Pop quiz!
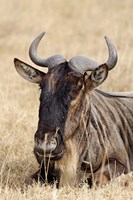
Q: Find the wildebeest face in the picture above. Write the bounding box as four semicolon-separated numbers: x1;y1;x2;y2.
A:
35;62;83;160
14;58;108;160
14;59;88;160
14;32;117;161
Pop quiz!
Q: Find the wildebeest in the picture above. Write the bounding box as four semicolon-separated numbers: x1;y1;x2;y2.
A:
14;32;133;187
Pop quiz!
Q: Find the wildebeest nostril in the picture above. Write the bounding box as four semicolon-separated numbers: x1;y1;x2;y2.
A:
34;146;44;156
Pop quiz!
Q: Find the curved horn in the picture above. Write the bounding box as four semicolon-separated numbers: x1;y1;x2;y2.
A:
29;32;65;68
68;36;118;74
105;36;118;70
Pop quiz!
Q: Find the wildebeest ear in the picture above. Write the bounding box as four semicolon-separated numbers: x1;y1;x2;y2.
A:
14;58;45;83
84;64;108;88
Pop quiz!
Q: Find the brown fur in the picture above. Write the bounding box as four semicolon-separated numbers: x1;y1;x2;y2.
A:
56;139;79;187
57;87;133;187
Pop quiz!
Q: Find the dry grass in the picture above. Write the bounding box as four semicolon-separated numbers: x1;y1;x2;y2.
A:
0;0;133;199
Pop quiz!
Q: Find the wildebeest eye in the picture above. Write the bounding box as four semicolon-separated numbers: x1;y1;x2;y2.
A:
65;80;82;98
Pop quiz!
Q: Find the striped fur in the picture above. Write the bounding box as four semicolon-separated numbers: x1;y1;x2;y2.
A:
57;88;133;187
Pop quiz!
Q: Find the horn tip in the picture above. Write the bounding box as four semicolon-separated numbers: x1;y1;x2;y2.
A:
39;31;46;38
104;35;109;42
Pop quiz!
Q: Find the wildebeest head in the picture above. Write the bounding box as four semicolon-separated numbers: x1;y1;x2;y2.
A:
14;32;117;161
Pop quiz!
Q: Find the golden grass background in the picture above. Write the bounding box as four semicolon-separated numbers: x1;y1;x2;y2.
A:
0;0;133;199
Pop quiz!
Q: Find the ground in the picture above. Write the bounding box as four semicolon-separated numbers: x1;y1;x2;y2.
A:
0;0;133;199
